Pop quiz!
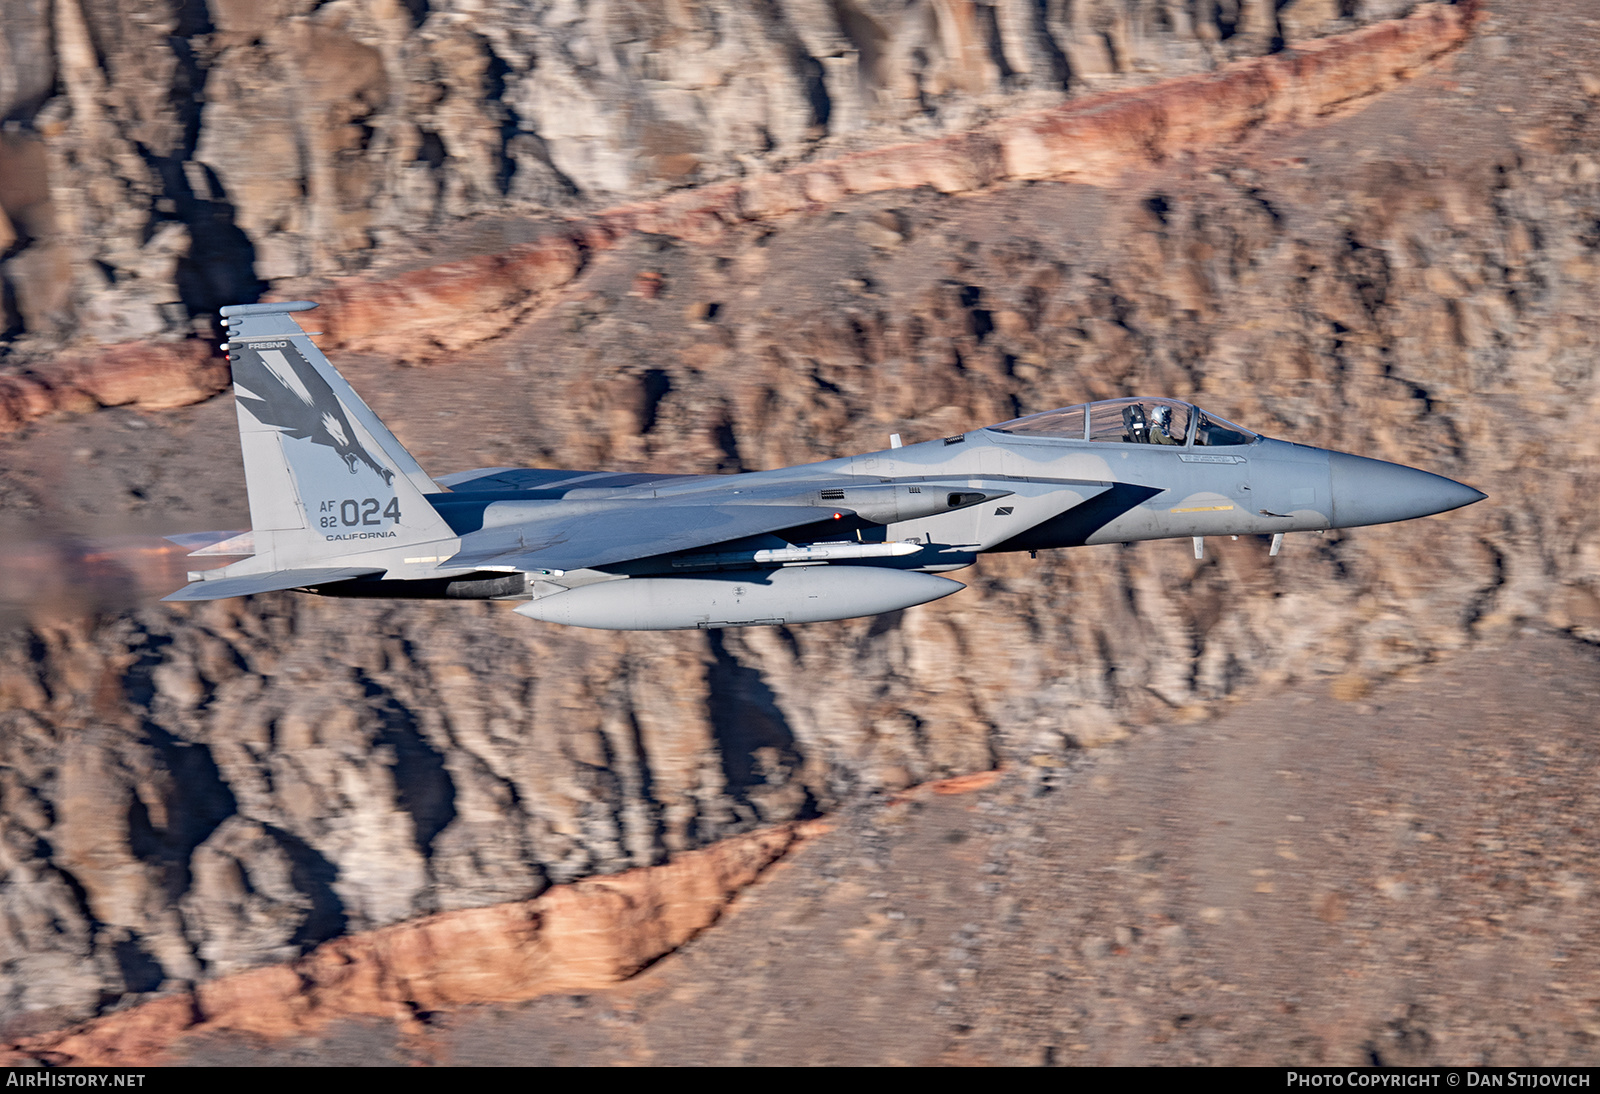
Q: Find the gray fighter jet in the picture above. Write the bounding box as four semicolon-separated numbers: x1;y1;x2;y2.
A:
165;301;1485;629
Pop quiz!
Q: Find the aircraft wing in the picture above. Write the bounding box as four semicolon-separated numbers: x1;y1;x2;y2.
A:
162;567;385;602
445;503;841;573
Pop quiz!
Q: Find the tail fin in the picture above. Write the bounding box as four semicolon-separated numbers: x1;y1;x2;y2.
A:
215;301;456;571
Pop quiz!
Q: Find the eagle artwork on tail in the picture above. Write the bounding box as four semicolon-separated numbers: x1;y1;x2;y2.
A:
232;338;395;486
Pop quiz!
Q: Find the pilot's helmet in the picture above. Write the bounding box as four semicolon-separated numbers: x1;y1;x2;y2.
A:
1151;404;1173;432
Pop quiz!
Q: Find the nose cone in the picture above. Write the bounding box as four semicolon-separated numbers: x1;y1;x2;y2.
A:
1329;452;1486;528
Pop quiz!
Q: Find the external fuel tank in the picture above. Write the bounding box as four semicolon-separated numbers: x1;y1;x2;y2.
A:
514;565;964;630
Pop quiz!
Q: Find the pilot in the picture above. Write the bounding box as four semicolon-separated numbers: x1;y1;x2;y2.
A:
1149;404;1181;445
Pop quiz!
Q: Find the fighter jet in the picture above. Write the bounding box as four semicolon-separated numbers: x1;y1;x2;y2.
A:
164;300;1485;629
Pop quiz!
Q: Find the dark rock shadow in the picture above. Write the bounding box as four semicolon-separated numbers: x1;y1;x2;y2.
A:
704;630;815;824
267;824;349;951
359;675;457;857
124;721;239;903
112;935;166;994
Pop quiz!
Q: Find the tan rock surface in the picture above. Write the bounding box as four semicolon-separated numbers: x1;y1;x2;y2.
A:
0;0;1595;1065
0;3;1473;416
0;1;1445;359
0;341;224;432
13;631;1592;1065
297;1;1476;361
372;631;1597;1066
4;822;808;1066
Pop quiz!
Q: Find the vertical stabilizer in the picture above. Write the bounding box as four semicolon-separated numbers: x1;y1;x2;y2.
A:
218;301;456;570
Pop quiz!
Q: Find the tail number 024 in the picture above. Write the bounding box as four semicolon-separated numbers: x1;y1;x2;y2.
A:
320;498;401;528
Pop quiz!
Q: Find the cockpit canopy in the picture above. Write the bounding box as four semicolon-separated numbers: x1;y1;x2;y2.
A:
989;398;1257;448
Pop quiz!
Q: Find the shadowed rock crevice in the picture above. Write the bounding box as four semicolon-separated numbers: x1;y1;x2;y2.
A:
758;0;832;137
141;9;263;323
705;631;815;828
1033;0;1074;91
358;678;457;859
636;369;672;435
831;0;891;100
111;935;165;995
167;167;263;322
614;697;668;868
1463;535;1507;633
270;825;348;952
125;724;238;903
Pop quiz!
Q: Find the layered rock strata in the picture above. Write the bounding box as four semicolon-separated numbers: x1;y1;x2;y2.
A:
2;0;1596;1047
0;342;226;431
311;1;1477;359
0;2;1471;422
3;822;811;1065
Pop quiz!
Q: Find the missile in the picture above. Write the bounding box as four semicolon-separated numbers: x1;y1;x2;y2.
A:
671;540;923;570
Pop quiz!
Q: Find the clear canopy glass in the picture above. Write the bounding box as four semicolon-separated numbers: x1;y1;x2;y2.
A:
1192;409;1255;447
990;398;1257;447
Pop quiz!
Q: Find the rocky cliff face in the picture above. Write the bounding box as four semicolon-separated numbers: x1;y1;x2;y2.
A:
4;821;812;1064
2;0;1596;1045
1;0;1419;351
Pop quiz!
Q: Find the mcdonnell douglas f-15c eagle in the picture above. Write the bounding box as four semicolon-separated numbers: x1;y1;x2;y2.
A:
164;301;1485;629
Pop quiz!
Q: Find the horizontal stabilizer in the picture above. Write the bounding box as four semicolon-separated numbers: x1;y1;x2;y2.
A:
164;530;246;551
164;530;256;557
162;567;383;602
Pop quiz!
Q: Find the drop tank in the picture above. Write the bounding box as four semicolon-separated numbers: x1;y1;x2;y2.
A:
514;565;964;630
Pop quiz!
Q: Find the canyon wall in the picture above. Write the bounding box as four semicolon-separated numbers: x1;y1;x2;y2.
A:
5;0;1598;1044
1;0;1419;352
